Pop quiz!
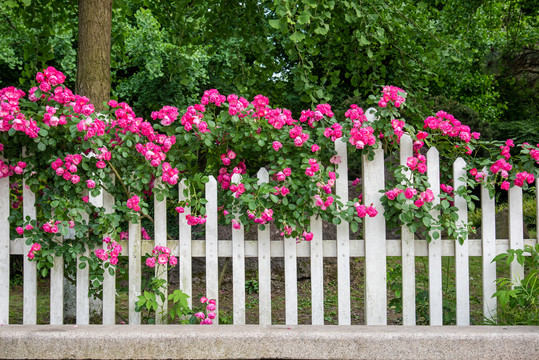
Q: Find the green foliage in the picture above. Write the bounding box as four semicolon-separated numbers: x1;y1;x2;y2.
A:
491;244;539;325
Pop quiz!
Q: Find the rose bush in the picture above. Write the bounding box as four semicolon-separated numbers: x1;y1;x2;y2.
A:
1;67;537;292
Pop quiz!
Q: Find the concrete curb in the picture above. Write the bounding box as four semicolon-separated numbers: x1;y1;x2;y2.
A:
0;325;538;359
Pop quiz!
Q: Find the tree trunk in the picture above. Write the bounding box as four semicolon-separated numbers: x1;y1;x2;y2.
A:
76;0;112;111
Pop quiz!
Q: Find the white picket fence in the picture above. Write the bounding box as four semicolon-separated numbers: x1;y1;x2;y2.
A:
0;133;537;327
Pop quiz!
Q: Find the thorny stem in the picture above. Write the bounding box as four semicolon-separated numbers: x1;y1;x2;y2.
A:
106;160;129;198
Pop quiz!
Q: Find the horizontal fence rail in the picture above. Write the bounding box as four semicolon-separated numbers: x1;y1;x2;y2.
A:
1;137;537;326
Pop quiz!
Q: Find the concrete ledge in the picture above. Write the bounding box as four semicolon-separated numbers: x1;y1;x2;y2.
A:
0;325;538;359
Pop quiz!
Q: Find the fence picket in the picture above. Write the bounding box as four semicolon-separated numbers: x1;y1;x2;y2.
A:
481;172;496;321
363;144;387;325
284;236;298;325
310;215;324;325
102;188;115;325
205;176;219;324
23;175;37;325
154;181;167;324
508;186;524;285
257;169;271;326
129;219;142;324
231;174;246;324
49;234;64;325
335;139;351;325
179;180;192;309
399;134;415;326
0;171;9;324
427;147;443;325
453;157;470;326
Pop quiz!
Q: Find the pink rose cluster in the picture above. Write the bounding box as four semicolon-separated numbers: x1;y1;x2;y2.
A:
423;111;480;147
528;144;539;164
314;194;334;210
299;103;334;127
323;122;343;142
145;246;177;268
354;203;378;218
27;243;41;260
301;231;314;242
378;86;406;108
94;237;122;265
0;86;39;138
316;171;336;194
151;105;179;126
305;159;320;177
51;154;84;184
180;104;209;132
16;224;33;236
186;214;207;226
201;89;226;107
247;208;274;224
217;152;247;190
406;154;427;174
514;171;535;188
194;297;217;325
161;162;179;185
391;119;405;143
273;167;292;182
346;105;376;149
127;195;141;211
35;66;66;93
42;221;61;234
227;94;249;116
42;106;67;127
469;168;487;183
289;125;310;147
385;187;435;208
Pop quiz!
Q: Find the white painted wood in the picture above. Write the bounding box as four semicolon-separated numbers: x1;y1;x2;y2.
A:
537;178;539;245
310;215;324;325
427;147;443;325
128;219;142;325
23;173;37;325
77;204;90;325
362;145;387;325
102;188;116;325
205;176;219;324
508;186;525;286
231;173;246;324
0;170;9;324
399;134;415;326
284;236;298;325
13;237;531;258
50;236;64;324
335;138;350;325
179;180;192;309
481;173;497;321
257;168;271;326
453;157;470;326
154;181;167;324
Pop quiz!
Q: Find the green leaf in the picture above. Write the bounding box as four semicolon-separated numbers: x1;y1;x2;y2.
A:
298;11;311;24
268;19;281;29
37;142;46;151
290;31;306;42
315;26;329;35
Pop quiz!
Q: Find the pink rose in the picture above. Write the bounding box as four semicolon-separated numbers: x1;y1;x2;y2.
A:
146;257;156;268
86;180;96;188
157;253;168;265
16;227;24;235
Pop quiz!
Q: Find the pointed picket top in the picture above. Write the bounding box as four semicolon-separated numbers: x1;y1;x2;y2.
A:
365;107;378;123
257;167;269;183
